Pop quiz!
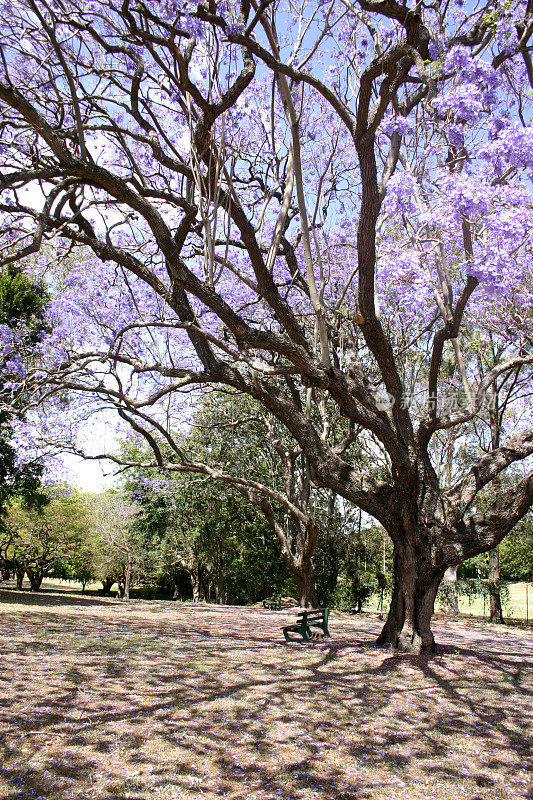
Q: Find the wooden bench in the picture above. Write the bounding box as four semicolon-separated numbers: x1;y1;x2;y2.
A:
283;607;330;642
263;593;282;610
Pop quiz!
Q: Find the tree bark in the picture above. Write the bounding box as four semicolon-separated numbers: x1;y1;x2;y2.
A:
441;565;459;615
294;558;319;608
213;577;226;604
488;546;503;623
488;404;503;623
276;516;320;608
26;569;43;592
15;568;25;590
122;559;131;600
190;569;200;603
213;545;226;604
377;545;443;654
101;577;114;595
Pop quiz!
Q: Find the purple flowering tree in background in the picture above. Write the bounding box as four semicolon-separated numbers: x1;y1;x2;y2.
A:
0;0;532;652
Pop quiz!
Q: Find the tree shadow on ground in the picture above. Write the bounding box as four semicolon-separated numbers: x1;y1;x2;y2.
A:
0;595;531;799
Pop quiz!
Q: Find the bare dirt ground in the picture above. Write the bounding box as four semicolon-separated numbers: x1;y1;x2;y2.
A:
0;588;531;800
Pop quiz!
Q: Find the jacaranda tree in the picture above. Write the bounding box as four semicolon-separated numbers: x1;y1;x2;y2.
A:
0;0;532;651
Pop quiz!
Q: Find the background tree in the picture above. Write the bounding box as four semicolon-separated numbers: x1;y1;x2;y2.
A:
474;333;531;622
460;510;533;582
124;390;389;607
91;493;143;600
0;485;91;590
121;392;312;604
51;500;99;591
499;514;533;583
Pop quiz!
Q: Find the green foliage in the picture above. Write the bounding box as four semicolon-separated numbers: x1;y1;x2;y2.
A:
118;390;397;606
437;577;511;615
499;516;533;581
196;492;291;605
315;514;392;610
0;436;47;516
1;486;92;588
332;571;376;612
124;462;292;604
0;263;49;340
313;520;346;606
459;514;532;582
88;492;146;597
0;264;50;515
481;8;500;25
51;493;98;587
119;390;299;603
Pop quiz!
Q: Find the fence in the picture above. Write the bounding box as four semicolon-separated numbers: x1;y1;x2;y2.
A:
366;582;532;623
440;580;532;623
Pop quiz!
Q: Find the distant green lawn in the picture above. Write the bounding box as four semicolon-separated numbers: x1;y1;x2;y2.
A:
367;581;532;622
44;577;105;591
454;581;532;621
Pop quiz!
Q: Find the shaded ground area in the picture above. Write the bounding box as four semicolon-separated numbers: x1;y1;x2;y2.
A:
0;588;531;800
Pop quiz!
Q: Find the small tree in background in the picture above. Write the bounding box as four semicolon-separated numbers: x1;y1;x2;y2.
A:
91;493;142;600
0;485;91;590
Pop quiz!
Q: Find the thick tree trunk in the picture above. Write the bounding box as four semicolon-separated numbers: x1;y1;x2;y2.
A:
488;546;503;623
294;559;319;608
377;545;443;654
101;577;114;595
190;570;200;603
26;569;43;592
441;566;459;615
274;517;319;608
122;561;131;600
15;568;25;590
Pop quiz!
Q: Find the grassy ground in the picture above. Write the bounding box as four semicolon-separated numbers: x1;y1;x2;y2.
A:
44;578;533;621
453;582;532;621
0;586;531;800
366;582;533;622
